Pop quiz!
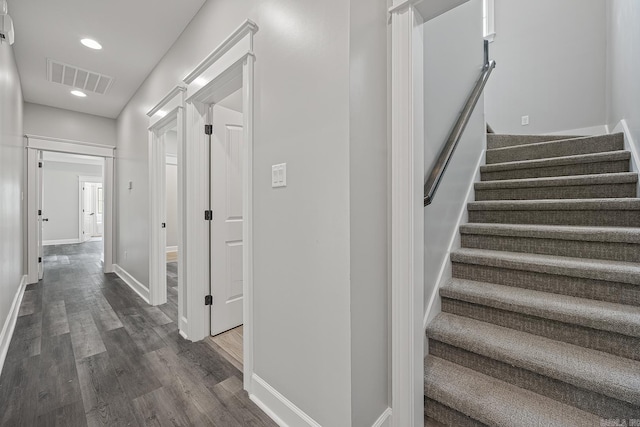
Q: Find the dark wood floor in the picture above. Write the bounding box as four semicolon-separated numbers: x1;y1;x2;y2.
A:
0;241;276;426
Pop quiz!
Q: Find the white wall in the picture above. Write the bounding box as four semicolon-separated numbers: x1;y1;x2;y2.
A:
24;102;116;146
423;0;485;322
115;0;389;425
606;0;640;151
485;0;607;134
349;0;390;424
42;162;102;242
0;39;25;359
165;163;178;248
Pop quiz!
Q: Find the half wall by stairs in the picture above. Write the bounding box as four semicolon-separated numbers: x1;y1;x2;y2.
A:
424;132;640;426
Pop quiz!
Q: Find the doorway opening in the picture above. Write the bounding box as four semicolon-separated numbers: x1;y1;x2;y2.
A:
204;87;245;369
34;150;108;281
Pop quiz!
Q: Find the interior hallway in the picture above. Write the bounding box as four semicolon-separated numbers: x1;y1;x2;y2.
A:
0;242;275;426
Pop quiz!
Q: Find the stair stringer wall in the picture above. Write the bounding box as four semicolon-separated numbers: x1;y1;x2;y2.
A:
423;147;485;354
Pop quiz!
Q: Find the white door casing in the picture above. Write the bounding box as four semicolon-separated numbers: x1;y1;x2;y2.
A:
183;19;257;392
210;105;244;336
147;86;186;323
26;136;115;284
82;183;95;241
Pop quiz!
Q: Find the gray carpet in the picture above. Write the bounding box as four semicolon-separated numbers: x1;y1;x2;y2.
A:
424;132;640;426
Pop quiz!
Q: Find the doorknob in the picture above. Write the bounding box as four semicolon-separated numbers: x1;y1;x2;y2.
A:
43;218;49;222
89;213;95;216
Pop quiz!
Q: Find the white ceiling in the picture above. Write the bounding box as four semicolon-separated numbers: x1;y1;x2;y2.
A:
8;0;206;119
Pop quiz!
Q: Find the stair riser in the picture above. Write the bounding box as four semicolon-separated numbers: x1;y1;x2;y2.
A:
460;234;640;263
487;134;581;150
481;160;630;181
428;339;640;420
486;138;624;164
474;183;636;201
452;262;640;306
468;209;640;227
441;298;640;361
424;398;486;427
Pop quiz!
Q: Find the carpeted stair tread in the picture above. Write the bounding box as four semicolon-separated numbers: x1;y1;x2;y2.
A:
459;223;640;244
486;133;624;164
475;172;637;190
468;198;640;212
450;248;640;286
441;278;640;338
427;313;640;406
424;356;600;427
487;134;583;150
480;150;631;174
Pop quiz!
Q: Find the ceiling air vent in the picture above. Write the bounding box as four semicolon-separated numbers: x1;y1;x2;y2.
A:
46;59;114;95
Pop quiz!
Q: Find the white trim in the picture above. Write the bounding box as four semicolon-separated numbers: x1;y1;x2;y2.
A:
249;374;322;427
0;276;27;377
183;20;258;84
146;85;186;118
372;408;393;427
43;239;81;246
545;124;609;136
183;21;257;395
166;246;178;253
26;135;115;158
79;175;104;245
390;3;424;426
179;328;189;340
612;119;640;195
43;152;104;166
27;149;39;284
113;264;150;304
423;149;486;331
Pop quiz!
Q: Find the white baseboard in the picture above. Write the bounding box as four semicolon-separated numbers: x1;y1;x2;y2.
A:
424;148;486;333
612;119;640;194
113;264;150;304
545;124;609;136
0;275;27;377
166;246;178;253
43;238;81;246
249;374;322;427
372;407;392;427
179;316;188;340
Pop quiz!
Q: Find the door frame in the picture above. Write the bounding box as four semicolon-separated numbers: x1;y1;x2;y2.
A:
182;19;257;392
147;86;186;327
26;135;116;284
389;1;425;426
78;176;103;241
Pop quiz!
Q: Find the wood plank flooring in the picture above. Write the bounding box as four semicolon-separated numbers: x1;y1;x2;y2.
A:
0;241;275;427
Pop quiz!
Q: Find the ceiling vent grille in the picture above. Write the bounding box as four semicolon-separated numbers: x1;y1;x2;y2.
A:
46;59;114;95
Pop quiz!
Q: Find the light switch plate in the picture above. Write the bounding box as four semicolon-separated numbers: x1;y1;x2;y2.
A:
272;163;287;188
521;115;530;126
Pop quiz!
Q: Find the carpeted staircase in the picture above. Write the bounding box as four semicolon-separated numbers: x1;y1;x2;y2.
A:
424;132;640;426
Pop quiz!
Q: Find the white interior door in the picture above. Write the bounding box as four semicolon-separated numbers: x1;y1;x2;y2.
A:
210;104;244;336
82;183;95;241
95;184;104;236
37;152;44;280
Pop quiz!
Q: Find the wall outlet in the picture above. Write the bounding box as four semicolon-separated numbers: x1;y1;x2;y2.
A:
272;163;287;188
521;115;530;126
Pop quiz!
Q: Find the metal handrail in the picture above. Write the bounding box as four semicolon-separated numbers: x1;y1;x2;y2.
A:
424;42;496;206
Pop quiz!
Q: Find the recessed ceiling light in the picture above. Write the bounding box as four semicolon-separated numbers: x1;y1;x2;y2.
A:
81;38;102;50
71;90;87;97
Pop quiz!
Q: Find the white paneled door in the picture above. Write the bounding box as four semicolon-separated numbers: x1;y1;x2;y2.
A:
210;104;244;336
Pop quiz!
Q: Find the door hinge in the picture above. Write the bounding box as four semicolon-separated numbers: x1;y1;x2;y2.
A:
204;124;213;135
38;162;42;168
161;223;166;228
38;209;42;216
38;257;42;263
204;210;213;221
205;295;213;306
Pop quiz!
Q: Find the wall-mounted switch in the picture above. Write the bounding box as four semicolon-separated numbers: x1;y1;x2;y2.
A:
272;163;287;188
521;115;530;126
